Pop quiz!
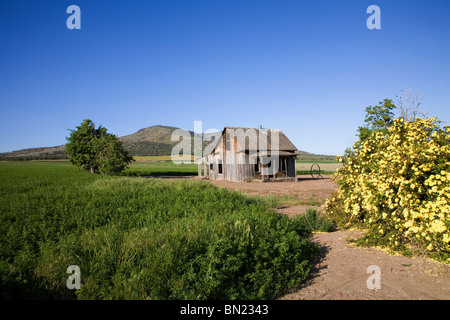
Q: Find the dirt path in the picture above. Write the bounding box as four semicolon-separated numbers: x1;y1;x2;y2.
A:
282;229;450;300
207;175;337;201
203;175;450;300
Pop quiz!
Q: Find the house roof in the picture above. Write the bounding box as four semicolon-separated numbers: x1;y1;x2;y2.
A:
209;126;298;154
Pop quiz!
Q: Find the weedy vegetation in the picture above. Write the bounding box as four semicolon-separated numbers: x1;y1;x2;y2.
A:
0;161;321;300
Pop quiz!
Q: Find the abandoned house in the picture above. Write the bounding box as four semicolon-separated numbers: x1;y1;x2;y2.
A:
198;126;298;182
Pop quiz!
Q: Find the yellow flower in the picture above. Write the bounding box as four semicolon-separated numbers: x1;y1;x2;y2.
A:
324;117;450;259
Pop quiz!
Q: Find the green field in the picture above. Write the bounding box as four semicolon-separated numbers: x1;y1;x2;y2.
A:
295;161;342;175
0;160;341;177
126;159;342;177
125;161;198;176
296;160;340;164
0;161;322;300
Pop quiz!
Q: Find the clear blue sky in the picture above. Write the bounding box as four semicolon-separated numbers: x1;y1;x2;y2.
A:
1;0;449;155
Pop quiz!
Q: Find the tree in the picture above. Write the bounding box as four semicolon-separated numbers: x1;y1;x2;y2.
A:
357;98;396;142
395;89;427;122
93;133;133;175
65;119;133;175
342;98;397;159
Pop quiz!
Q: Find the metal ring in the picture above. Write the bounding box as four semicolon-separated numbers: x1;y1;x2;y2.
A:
310;163;323;179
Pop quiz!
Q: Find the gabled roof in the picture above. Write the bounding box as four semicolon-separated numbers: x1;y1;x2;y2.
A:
209;126;297;154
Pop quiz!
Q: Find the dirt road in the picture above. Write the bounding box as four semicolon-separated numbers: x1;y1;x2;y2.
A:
282;229;450;300
204;175;450;300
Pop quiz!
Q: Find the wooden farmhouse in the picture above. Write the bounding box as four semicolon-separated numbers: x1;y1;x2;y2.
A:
198;126;298;182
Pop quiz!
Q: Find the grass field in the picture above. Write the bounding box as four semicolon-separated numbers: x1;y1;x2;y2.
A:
125;161;198;176
295;161;342;175
295;160;340;164
128;158;342;176
133;155;195;162
1;159;341;177
0;161;322;300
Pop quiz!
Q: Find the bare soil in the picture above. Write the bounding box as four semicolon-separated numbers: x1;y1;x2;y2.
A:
203;175;450;300
207;175;337;200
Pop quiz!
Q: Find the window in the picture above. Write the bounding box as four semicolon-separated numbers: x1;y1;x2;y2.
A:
210;163;214;170
218;161;223;174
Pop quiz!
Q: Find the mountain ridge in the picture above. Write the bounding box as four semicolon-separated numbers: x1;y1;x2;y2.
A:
0;125;336;161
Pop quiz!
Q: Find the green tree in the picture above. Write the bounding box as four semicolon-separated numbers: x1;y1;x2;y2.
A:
94;133;133;175
357;98;396;141
342;98;397;159
65;119;133;174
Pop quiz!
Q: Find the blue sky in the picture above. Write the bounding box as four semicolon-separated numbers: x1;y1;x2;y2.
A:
1;0;449;155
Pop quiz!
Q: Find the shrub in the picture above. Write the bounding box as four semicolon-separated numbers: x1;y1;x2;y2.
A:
325;118;450;262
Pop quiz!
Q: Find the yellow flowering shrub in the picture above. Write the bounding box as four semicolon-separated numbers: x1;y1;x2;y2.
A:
325;117;450;261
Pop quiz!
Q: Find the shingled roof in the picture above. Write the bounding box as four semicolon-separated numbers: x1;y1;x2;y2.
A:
209;126;297;153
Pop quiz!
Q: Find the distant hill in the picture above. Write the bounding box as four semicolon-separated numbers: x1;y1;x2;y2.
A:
0;125;213;160
0;145;67;160
0;125;336;161
121;125;181;145
120;125;187;156
294;150;337;162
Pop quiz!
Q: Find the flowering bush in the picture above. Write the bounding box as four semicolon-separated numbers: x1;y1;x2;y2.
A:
325;117;450;262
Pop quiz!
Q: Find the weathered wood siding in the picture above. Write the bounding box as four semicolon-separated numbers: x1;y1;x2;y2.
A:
198;127;297;182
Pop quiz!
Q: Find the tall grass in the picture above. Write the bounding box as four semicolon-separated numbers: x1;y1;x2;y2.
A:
123;161;198;176
293;209;335;233
0;162;318;299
